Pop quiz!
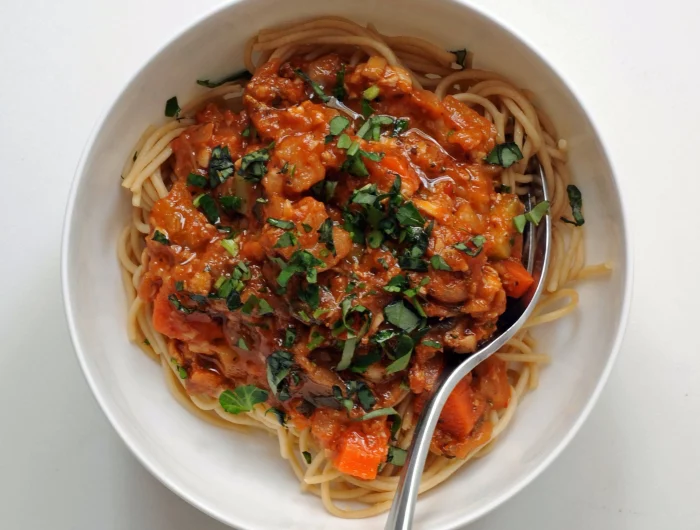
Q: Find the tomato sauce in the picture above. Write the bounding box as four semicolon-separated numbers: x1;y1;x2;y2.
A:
139;53;531;479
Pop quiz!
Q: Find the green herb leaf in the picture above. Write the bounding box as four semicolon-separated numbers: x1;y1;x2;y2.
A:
454;234;485;257
497;184;512;193
299;283;320;310
240;295;260;315
317;218;336;256
267;217;295;230
392;118;409;136
561;185;584;226
329;115;350;136
302;450;313;464
208;145;235;188
196;69;252;88
361;98;375;118
396;202;426;227
265;407;287;426
258;298;274;316
384;301;420;333
387;446;407;466
513;214;527;233
450;49;467;68
336;337;358;370
219;195;243;214
430;255;452;271
526;200;550;225
351;349;382;373
385;334;414;374
484;142;524;168
152;230;170;245
164;96;180;118
193;193;220;225
220;238;239;257
333;64;347;100
266;350;294;399
283;327;296;348
398;256;428;272
276;250;325;288
307;331;324;351
421;340;441;348
358;407;399;421
187;173;208;188
239;143;274;182
168;294;193;314
274;231;298;248
294;69;330;102
336;133;352;149
363;85;380;100
219;386;268;414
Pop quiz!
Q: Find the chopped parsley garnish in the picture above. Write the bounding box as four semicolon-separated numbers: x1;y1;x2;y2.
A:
239;143;274;182
196;69;252;88
396;202;425;227
193;193;220;225
152;230;169;245
267;217;295;230
208;146;235;188
484;142;524;168
430;255;452;271
561;185;585;226
187;173;208;188
454;234;486;257
450;49;468;68
168;294;193;314
219;386;268;414
164;96;180;118
384;301;420;333
307;331;324;351
294;69;329;102
299;283;320;310
311;180;338;202
333;64;347;101
317;218;336;256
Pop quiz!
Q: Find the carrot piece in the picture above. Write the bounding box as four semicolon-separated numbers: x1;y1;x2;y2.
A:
495;259;535;298
438;379;483;439
333;423;389;480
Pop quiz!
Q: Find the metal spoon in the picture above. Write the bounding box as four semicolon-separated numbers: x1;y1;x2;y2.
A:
385;165;552;530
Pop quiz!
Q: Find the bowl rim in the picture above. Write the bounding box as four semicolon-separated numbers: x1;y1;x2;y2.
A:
61;0;634;528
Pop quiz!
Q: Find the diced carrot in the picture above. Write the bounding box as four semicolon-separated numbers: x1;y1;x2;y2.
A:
333;422;389;480
495;259;535;298
438;378;485;439
474;357;511;409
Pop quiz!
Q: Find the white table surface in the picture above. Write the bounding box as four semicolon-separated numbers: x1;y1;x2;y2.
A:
1;0;698;528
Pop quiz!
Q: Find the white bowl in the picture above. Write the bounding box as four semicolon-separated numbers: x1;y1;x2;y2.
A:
61;0;632;528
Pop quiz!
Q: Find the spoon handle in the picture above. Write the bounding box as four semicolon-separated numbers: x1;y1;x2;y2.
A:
384;352;486;530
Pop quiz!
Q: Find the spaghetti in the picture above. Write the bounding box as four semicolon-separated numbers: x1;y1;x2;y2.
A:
117;16;608;518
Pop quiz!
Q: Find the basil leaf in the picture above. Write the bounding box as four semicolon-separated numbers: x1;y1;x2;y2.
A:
561;185;585;226
450;49;467;68
187;173;208;188
276;250;325;288
265;407;287;426
240;295;260;315
239;143;274;182
307;331;324;351
266;350;294;398
363;85;380;100
421;340;441;348
454;234;485;257
274;231;298;248
361;98;375;118
317;218;336;256
258;298;274;316
484;142;523;168
164;96;180;118
383;275;408;293
219;385;268;414
526;200;550;225
168;294;193;314
385;334;414;374
294;69;330;103
329;115;350;136
299;283;320;310
302;451;313;464
396;202;425;227
267;217;295;230
336;133;352;149
336;337;358;371
196;69;252;88
208;145;235;188
152;230;169;245
175;281;184;291
220;239;239;257
384;301;420;333
513;214;527;233
283;327;296;348
387;446;407;466
219;195;243;214
398;256;428;272
392;118;409;137
351;349;382;373
193;193;220;225
237;338;249;350
332;64;347;101
430;255;452;271
358;407;398;421
497;184;512;193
